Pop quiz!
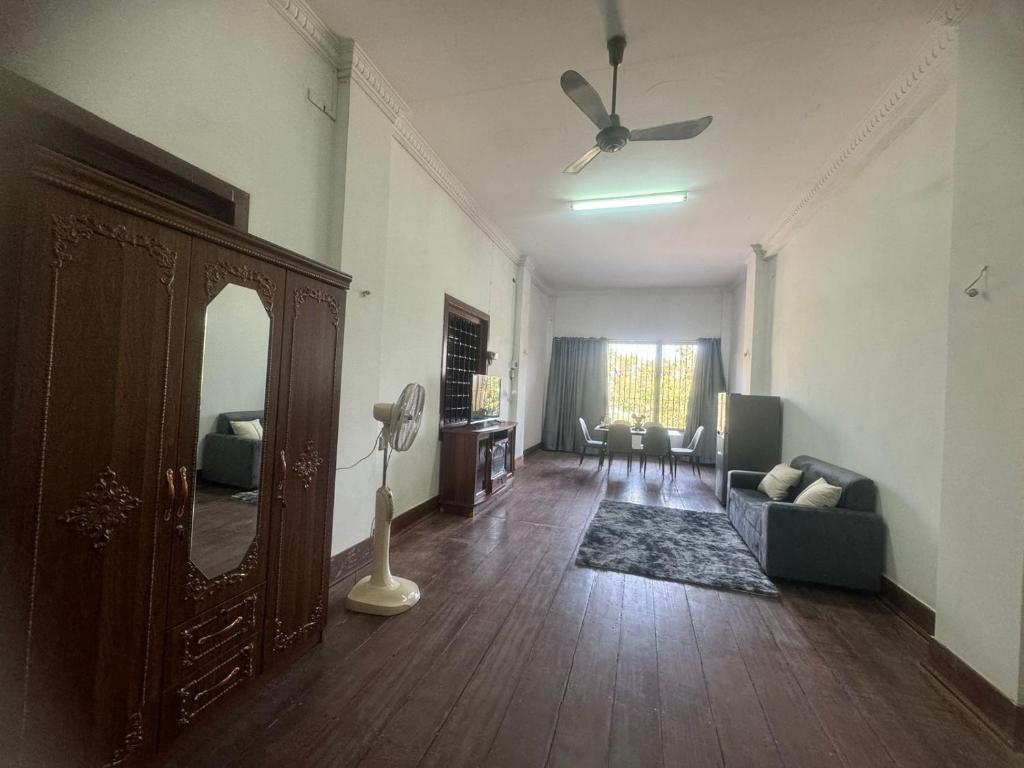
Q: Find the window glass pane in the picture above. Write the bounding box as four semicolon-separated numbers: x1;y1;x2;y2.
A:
659;343;697;428
607;343;657;423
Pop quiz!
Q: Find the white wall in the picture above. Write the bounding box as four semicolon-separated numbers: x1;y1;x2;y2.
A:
934;0;1024;702
727;278;747;392
522;277;554;450
771;88;956;608
553;288;730;343
327;81;522;553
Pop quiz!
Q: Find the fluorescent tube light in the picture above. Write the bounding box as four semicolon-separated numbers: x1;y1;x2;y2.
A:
571;192;687;211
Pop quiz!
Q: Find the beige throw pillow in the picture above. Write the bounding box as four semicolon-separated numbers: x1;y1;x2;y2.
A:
230;419;263;440
794;477;843;508
757;463;802;500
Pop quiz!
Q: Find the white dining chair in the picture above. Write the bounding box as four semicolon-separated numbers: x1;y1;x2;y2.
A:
605;423;635;472
577;417;606;468
671;425;705;479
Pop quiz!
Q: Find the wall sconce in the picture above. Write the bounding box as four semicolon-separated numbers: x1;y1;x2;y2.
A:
963;265;988;298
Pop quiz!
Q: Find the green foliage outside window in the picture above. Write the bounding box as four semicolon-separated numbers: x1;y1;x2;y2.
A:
607;342;696;428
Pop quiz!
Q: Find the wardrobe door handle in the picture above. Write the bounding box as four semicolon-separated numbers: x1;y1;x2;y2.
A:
177;466;190;518
164;468;176;521
277;450;287;504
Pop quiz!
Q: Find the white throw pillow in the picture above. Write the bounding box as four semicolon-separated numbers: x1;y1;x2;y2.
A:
794;477;843;508
230;419;263;440
757;463;803;500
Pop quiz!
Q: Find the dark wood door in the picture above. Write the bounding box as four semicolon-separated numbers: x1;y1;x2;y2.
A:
263;272;345;669
165;239;286;627
3;174;190;766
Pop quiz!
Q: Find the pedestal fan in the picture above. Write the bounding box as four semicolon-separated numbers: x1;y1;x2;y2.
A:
345;383;425;616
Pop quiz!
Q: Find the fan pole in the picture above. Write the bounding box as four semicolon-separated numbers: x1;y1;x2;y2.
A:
345;388;424;616
368;486;396;588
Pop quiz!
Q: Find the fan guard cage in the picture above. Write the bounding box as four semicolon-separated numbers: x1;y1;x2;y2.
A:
389;383;425;452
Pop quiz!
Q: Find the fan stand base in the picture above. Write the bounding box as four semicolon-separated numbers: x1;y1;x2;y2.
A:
345;575;421;616
344;485;421;616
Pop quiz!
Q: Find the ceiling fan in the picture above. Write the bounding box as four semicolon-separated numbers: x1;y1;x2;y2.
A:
560;35;713;174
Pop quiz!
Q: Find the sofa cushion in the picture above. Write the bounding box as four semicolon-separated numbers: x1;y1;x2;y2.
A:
216;410;265;435
790;455;877;512
229;418;263;440
757;463;803;500
794;477;843;508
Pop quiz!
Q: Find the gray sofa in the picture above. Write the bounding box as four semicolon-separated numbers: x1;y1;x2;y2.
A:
201;411;265;489
727;455;885;592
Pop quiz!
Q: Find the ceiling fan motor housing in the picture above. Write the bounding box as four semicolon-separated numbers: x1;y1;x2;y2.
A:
597;124;630;152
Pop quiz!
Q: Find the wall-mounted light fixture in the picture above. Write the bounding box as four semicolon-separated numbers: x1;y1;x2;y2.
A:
963;265;988;298
571;191;687;212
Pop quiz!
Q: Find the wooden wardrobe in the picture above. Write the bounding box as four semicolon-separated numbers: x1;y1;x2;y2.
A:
0;143;349;765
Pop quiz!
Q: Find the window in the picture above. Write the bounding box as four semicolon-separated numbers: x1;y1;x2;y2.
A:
607;342;697;428
441;295;489;426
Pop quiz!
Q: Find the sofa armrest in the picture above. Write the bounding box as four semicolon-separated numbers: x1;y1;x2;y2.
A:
202;433;262;489
728;470;766;493
762;503;885;591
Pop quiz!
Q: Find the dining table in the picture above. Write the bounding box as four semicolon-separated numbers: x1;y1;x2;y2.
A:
593;424;686;450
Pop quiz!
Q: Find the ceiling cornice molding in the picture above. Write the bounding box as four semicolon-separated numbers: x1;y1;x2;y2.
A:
762;0;971;255
392;114;520;264
338;40;410;122
267;0;346;67
520;256;555;298
269;0;520;267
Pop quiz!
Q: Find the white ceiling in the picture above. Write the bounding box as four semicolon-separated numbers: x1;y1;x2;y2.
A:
310;0;938;289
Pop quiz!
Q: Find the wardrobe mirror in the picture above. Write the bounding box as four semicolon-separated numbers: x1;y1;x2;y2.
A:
191;283;271;578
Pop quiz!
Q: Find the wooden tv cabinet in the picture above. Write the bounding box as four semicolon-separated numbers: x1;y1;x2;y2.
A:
439;421;517;515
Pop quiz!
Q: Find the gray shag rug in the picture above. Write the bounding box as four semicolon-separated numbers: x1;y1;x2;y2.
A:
575;500;778;597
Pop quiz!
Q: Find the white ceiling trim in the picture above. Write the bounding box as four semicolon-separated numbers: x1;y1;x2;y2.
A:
268;0;523;269
389;111;521;266
521;256;554;298
268;0;346;66
761;0;972;254
338;39;410;121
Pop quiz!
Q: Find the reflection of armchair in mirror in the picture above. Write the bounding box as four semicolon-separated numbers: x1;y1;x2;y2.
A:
190;283;271;580
201;411;265;489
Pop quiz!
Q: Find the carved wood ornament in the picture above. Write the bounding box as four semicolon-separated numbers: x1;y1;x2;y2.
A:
203;260;276;313
273;596;324;651
291;440;324;489
52;213;177;288
104;712;144;768
184;542;260;601
294;286;340;326
59;467;143;550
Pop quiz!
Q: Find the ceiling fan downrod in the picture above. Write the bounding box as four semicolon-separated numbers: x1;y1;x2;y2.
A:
608;35;625;116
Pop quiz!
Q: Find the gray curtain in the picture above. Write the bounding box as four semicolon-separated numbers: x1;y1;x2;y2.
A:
684;338;726;464
542;337;608;452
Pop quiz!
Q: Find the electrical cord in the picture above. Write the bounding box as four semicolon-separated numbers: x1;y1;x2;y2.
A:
337;427;383;470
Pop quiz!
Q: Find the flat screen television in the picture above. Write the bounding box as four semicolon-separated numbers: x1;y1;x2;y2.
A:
470;374;501;423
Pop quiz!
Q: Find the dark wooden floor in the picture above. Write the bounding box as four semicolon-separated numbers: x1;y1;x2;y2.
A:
164;451;1022;767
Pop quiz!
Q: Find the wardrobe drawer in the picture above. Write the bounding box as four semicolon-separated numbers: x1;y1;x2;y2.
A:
162;636;261;740
164;587;263;686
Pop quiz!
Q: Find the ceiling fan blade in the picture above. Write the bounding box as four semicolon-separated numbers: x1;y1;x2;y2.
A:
560;70;612;129
563;145;602;174
629;116;713;142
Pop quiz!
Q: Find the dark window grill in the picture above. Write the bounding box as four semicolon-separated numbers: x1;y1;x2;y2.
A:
440;296;488;427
